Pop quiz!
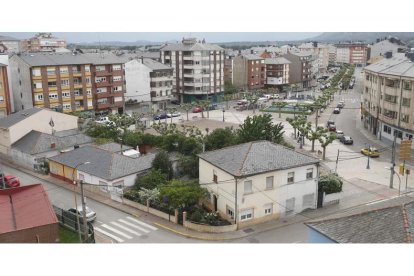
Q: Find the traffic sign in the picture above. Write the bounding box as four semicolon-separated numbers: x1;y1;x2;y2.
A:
399;139;412;160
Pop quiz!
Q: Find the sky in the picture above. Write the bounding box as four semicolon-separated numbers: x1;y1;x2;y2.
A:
0;32;322;44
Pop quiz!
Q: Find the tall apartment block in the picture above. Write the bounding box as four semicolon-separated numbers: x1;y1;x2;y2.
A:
10;53;125;114
160;38;224;103
264;57;291;91
283;52;313;89
0;63;12;117
232;54;265;91
21;33;67;53
335;43;368;67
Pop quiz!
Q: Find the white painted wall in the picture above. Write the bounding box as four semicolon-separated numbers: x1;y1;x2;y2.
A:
199;159;318;223
77;170;137;187
125;59;152;103
0;55;14;113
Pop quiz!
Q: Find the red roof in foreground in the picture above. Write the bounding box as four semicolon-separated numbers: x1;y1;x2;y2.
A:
0;184;58;234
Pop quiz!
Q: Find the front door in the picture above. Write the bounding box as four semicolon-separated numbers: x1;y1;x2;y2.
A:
213;195;218;211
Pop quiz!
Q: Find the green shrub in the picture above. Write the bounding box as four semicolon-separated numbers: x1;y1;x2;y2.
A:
319;173;343;194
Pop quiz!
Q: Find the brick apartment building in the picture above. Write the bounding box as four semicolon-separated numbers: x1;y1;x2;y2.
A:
0;63;12;117
10;52;126;114
232;54;265;91
265;57;291;90
283;51;313;89
21;33;67;53
335;43;368;66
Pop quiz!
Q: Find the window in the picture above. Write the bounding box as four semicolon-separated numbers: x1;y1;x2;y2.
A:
112;65;121;71
72;66;80;73
97;98;108;104
84;65;90;72
113;75;122;82
303;194;315;209
403;81;411;90
85;77;91;84
287;172;295;184
96;87;107;93
74;90;81;96
226;205;234;219
213;170;217;183
61;79;69;86
62;92;70;98
0;96;3;102
63;104;71;110
244;180;252;194
285;198;295;215
33;82;42;89
47;67;56;75
383;109;398;119
394;130;403;139
34;94;43;101
59;67;69;74
402;114;409;123
306;168;314;179
48;93;58;99
32;68;41;76
402;98;411;107
86;88;92;95
240;209;253;221
47;81;57;87
264;204;273;215
266;176;274;189
113;86;122;92
95;77;106;83
384;125;392;134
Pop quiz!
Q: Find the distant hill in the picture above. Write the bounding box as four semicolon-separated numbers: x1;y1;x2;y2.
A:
309;32;414;43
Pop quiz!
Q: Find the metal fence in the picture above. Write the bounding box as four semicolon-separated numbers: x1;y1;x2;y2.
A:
53;205;95;243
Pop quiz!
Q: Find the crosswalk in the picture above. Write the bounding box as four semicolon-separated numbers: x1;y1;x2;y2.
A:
94;216;158;243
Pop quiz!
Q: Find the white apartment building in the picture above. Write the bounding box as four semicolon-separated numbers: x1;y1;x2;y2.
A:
160;38;225;103
125;57;173;111
298;42;330;74
198;141;319;228
363;52;414;148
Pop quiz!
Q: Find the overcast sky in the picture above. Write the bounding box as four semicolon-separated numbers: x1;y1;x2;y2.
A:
0;32;322;44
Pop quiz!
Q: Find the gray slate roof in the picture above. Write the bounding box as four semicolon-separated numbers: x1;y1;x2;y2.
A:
306;199;414;243
364;54;414;78
48;145;155;181
143;58;172;71
198;141;319;177
265;57;291;65
0;35;19;41
12;130;93;155
96;142;132;153
161;41;224;52
242;54;263;60
0;107;42;129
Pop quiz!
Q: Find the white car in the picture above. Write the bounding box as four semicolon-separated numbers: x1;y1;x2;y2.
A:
273;94;280;99
336;130;344;139
68;205;97;222
258;97;268;102
95;117;115;127
166;111;181;118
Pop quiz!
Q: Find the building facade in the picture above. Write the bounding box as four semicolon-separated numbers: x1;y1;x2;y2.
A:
0;63;12;117
335;43;368;66
21;33;67;52
363;53;414;148
198;141;319;228
264;57;290;90
232;54;265;91
283;52;313;89
0;35;20;53
369;38;407;60
10;53;126;114
298;42;329;74
125;58;173;111
160;38;225;103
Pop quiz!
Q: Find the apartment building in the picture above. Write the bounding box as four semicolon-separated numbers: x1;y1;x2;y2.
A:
368;38;407;62
125;57;173;111
328;44;337;64
298;42;329;74
335;43;368;66
283;51;313;89
0;35;20;53
10;52;126;114
362;52;414;148
21;33;67;53
160;38;225;103
0;63;12;117
224;56;234;84
265;57;290;90
232;54;265;91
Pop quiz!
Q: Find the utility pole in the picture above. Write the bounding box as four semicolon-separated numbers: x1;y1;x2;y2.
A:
390;137;396;188
80;180;89;242
234;178;238;229
367;144;371;170
335;149;340;173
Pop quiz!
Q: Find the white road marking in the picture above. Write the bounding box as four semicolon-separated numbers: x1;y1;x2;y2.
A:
96;220;104;224
365;195;400;206
111;221;142;236
118;219;150;233
126;216;158;231
101;224;133;239
94;227;124;243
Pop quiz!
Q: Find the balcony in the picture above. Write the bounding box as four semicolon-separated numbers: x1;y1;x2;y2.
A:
73;83;83;89
110;91;124;97
94;70;112;77
74;94;84;100
96;92;110;98
48;86;58;92
112;80;124;86
152;95;171;102
32;75;42;80
49;98;60;104
72;72;82;77
97;102;110;110
95;81;111;88
60;73;69;78
33;88;43;93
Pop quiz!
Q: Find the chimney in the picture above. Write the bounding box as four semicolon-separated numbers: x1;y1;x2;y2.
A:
50;143;56;149
141;56;144;63
313;41;318;48
250;50;254;54
385;51;393;59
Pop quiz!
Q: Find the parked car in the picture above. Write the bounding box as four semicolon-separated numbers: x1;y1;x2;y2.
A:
68;206;97;222
336;130;344;139
237;99;249;105
153;113;168;120
333;108;341;114
263;94;273;100
0;175;21;188
361;147;380;157
208;103;218;110
340;136;354;145
273;94;280;99
326;120;335;127
339;101;345;107
95;117;115;126
170;99;180;105
166;111;181;118
328;124;337;131
192;107;203;113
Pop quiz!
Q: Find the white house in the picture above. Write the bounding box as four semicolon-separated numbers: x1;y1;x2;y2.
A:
198;141;320;228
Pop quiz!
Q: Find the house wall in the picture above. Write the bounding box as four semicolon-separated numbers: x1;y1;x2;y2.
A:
0;55;14;114
0;223;59;243
77;171;137;187
10;55;33;111
125;59;152;103
199;159;318;227
232;56;247;90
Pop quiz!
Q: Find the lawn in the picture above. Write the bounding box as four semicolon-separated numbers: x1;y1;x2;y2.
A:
58;225;81;243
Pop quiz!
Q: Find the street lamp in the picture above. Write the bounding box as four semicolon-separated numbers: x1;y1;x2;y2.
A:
366;144;370;169
72;161;91;242
222;108;225;122
385;166;402;196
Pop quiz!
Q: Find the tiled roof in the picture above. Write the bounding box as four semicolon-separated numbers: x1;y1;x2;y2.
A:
242;54;264;60
143;58;172;70
96;142;132;153
0;107;42;129
364;54;414;78
48;145;155;180
12;130;93;155
198;141;319;177
265;57;291;65
306;197;414;243
161;41;224;51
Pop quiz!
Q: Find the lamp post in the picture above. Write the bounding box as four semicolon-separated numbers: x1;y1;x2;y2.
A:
222;108;225;122
72;161;91;243
385;166;402;196
366;144;370;169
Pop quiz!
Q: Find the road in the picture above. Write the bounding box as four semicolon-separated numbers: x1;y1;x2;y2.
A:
0;162;202;243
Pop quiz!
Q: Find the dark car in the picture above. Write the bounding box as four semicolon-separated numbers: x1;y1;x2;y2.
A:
326;120;335;127
328;124;337;131
170;100;180;105
340;136;354;145
153;113;168;120
333;108;341;114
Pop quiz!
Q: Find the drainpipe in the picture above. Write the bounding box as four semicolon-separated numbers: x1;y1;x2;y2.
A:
234;177;238;229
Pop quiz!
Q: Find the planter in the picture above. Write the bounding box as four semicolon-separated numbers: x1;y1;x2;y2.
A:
323;192;341;206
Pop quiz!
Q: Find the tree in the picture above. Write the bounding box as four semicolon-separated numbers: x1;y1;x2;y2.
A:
224;81;237;95
318;131;336;160
152;150;173;179
319;173;343;194
135;169;168;190
246;94;259;114
180;103;194;121
223;94;233;110
177;154;199;178
197;100;211;118
272;101;288;118
159;179;208;210
238;114;285;144
205;127;237;151
86;124;119;140
307;126;326;152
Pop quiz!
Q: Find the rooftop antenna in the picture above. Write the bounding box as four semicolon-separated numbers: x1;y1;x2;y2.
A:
98;33;104;58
